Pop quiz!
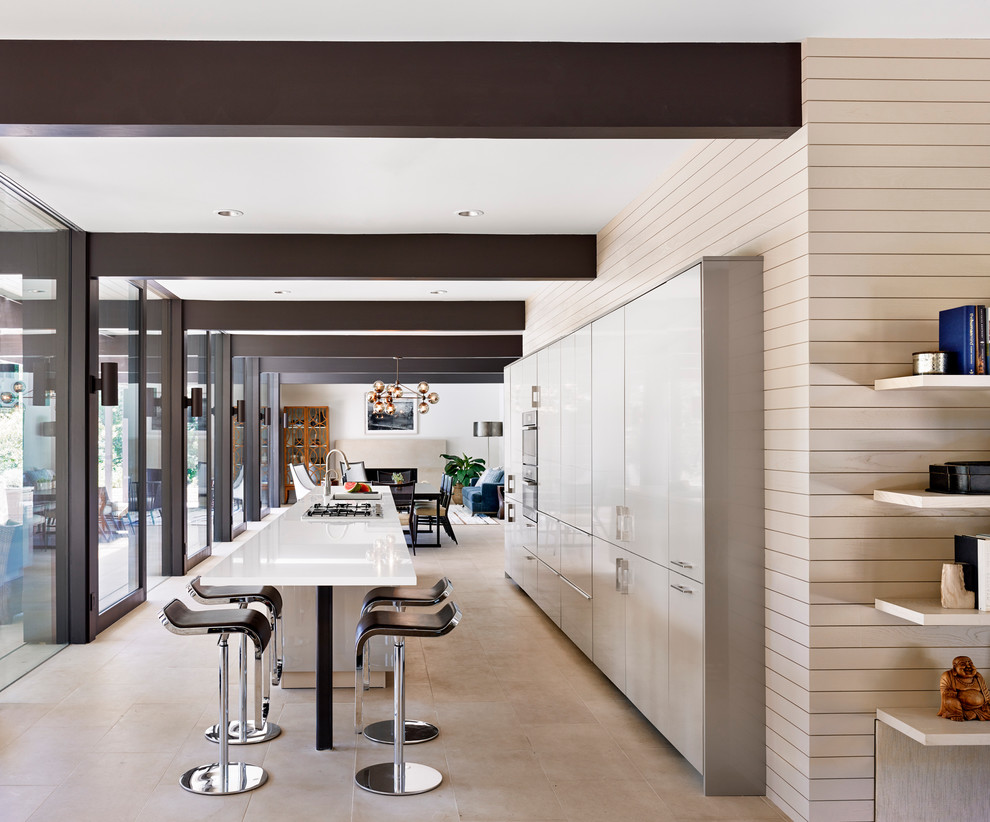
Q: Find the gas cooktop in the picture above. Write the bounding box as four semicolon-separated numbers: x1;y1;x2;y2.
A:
304;502;383;519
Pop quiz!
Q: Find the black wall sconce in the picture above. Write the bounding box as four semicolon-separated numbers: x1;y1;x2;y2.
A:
233;399;246;424
183;387;204;418
91;362;119;406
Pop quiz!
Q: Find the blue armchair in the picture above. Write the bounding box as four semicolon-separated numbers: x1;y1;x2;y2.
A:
461;469;504;516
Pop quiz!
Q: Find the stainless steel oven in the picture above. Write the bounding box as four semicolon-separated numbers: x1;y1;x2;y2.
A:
521;410;538;467
522;464;538;514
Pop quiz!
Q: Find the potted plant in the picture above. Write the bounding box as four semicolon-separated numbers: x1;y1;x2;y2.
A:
440;452;486;505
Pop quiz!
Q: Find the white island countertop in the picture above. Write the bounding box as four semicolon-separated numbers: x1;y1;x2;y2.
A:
206;488;416;588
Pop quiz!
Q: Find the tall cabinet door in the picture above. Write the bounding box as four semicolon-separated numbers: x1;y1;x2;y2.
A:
538;343;561;519
667;569;704;773
591;310;625;545
592;536;625;691
664;265;705;581
569;326;593;533
504;361;522;502
624;553;669;732
624;290;670;567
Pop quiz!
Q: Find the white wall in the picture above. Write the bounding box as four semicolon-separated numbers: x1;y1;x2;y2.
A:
280;381;505;469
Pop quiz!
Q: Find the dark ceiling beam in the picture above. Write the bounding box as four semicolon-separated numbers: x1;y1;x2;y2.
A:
185;299;524;332
257;356;514;374
0;41;801;139
232;334;521;358
277;371;504;385
90;233;595;281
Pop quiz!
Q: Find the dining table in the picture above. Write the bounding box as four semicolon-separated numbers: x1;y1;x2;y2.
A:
202;485;416;750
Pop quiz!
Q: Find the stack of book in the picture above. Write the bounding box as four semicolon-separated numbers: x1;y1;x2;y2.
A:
939;305;990;374
954;534;990;610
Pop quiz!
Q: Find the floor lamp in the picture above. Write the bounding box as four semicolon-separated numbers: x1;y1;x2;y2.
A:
472;421;503;468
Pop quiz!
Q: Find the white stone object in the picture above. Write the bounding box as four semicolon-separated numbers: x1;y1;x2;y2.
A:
940;563;975;609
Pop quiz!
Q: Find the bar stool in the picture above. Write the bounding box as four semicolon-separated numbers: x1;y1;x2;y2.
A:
187;576;282;745
158;598;273;795
357;577;453;745
354;601;462;796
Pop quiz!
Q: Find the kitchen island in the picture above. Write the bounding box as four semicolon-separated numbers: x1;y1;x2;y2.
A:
204;487;416;749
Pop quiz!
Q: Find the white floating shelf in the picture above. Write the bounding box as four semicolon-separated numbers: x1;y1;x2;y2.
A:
875;375;990;390
878;707;990;746
874;597;990;626
873;488;990;508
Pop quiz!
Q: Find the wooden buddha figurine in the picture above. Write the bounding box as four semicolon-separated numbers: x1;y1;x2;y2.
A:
938;656;990;721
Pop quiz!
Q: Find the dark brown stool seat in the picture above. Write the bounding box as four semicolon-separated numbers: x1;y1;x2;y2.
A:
159;599;274;796
354;601;462;796
358;577;453;745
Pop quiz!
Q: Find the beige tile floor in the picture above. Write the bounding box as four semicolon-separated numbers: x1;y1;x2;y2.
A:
0;517;790;822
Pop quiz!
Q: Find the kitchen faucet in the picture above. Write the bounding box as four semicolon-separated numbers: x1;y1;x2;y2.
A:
324;448;351;494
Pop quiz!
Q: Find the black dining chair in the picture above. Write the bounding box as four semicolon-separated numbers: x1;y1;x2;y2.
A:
388;481;419;554
415;473;457;544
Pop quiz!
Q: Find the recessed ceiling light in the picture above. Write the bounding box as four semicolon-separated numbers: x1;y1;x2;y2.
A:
456;210;484;218
430;289;448;296
273;290;292;295
215;209;244;217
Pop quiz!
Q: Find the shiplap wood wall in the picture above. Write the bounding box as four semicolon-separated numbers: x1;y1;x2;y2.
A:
524;38;990;822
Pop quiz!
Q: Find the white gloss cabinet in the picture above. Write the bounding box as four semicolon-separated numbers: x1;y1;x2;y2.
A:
623;285;670;568
560;327;592;533
591;536;626;690
506;257;765;797
538;342;561;519
667;569;704;772
591;309;625;545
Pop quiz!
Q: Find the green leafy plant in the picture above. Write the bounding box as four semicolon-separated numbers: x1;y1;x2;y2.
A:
391;471;405;483
440;452;486;487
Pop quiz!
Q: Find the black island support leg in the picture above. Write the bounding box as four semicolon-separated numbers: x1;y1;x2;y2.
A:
316;585;333;750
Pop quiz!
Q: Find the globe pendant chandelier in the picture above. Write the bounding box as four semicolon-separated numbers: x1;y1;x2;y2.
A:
367;356;439;415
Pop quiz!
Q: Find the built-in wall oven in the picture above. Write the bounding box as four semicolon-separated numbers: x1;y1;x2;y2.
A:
521;410;538;521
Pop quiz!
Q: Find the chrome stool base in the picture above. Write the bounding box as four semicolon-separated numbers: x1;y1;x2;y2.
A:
206;720;282;745
363;719;438;745
179;762;268;796
355;762;442;796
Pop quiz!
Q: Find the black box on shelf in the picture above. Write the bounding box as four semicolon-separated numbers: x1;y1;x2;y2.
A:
928;461;990;494
955;534;981;601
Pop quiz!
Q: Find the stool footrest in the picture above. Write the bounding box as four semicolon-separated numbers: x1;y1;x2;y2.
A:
355;762;442;796
364;719;438;745
180;762;268;796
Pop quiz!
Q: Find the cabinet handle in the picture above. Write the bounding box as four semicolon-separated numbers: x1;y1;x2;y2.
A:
616;506;633;541
531;385;540;407
506;502;515;523
670;584;694;594
507;474;516;495
560;574;592;600
670;560;694;569
615;558;629;595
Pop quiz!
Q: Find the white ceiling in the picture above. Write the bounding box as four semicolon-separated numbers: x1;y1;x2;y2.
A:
1;1;988;302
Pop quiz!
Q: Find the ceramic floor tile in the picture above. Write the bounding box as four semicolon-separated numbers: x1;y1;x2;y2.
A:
0;785;57;822
446;749;566;821
550;777;676;822
0;702;53;749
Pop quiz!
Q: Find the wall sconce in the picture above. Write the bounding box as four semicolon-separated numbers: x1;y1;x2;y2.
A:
232;399;246;424
91;362;119;406
183;387;204;418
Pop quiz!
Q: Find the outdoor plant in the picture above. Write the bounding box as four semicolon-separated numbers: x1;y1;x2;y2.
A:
440;453;486;487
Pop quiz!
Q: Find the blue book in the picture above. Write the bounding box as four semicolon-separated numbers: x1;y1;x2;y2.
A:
939;305;977;375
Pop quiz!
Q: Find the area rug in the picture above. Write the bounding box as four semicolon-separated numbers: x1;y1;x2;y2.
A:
448;505;500;525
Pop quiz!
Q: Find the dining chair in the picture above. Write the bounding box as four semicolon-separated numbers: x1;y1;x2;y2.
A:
342;461;369;482
289;461;318;493
415;473;457;544
389;481;418;555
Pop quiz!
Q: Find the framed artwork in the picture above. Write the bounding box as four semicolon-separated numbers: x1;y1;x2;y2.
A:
365;398;418;434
